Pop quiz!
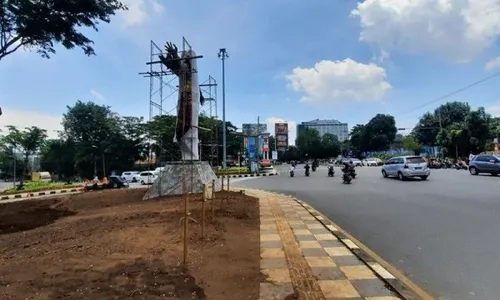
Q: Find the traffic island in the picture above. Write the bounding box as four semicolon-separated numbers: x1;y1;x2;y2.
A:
0;189;262;299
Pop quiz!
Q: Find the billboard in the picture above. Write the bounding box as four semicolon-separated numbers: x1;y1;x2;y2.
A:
275;123;289;150
242;123;267;136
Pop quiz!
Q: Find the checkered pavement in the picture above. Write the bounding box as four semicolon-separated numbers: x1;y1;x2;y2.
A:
247;189;403;300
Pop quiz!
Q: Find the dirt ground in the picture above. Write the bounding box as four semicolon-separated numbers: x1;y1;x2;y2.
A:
0;189;261;299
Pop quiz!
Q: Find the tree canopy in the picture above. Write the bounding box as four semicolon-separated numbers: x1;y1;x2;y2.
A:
0;0;126;60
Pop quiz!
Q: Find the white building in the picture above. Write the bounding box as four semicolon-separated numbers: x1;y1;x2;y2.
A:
297;119;349;142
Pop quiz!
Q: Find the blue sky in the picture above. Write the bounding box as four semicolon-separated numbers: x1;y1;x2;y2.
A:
1;0;500;141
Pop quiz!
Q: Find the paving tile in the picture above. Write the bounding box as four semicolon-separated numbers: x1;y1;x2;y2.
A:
304;219;320;224
301;216;316;221
299;241;322;248
331;255;364;266
293;229;312;235
261;257;288;269
365;297;402;300
310;228;332;235
260;219;276;225
305;223;325;229
324;247;354;257
301;247;329;257
261;240;283;249
288;220;305;225
340;265;378;280
318;280;361;298
261;248;286;258
289;223;307;229
260;282;294;299
306;256;336;267
261;234;281;241
261;229;279;235
350;279;396;297
311;267;346;280
260;224;277;230
261;268;292;284
295;234;316;241
318;240;345;247
315;234;338;241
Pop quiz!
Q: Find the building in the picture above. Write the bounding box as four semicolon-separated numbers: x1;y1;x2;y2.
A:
297;119;349;142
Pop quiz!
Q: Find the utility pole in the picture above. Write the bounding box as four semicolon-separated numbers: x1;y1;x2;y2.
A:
218;48;229;168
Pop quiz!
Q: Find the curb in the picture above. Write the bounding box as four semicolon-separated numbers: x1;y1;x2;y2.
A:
218;173;279;178
0;188;84;201
281;192;428;300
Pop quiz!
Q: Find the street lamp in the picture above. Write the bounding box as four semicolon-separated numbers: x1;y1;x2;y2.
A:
218;48;229;168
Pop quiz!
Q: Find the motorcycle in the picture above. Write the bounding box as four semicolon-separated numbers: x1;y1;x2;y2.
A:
342;173;352;184
349;168;357;179
305;169;310;177
290;170;294;177
328;166;335;177
312;165;317;172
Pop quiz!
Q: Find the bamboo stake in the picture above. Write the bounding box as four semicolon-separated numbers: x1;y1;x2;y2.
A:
201;183;206;238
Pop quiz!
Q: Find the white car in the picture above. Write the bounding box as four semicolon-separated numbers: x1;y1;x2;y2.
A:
365;158;382;166
139;171;159;185
121;171;140;182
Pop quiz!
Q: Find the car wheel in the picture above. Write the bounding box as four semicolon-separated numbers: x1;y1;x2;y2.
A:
420;175;428;180
141;180;145;185
491;173;498;176
132;178;137;182
469;166;478;175
397;172;405;181
382;170;388;178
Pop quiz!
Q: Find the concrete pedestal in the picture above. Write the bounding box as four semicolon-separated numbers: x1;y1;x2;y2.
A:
142;161;221;200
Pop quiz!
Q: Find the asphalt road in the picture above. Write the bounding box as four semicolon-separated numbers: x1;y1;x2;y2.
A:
234;164;500;300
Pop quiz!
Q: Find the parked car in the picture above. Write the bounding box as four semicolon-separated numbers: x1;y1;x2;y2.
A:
381;156;430;180
121;171;140;182
139;171;159;185
468;154;500;176
365;158;382;166
85;175;129;191
342;158;363;167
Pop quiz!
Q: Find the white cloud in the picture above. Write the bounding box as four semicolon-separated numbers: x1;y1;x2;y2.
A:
119;0;164;27
0;108;63;139
285;59;391;105
266;117;297;146
485;57;500;70
90;89;106;102
351;0;500;63
487;105;500;116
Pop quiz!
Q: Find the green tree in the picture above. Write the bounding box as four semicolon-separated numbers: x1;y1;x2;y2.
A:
363;114;397;151
490;117;500;142
349;124;367;156
39;139;76;181
281;146;299;162
320;133;341;158
296;128;321;159
402;135;422;155
466;107;490;154
0;0;127;60
2;126;47;186
62;101;120;178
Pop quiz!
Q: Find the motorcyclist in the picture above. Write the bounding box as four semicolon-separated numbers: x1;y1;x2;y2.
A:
304;162;311;174
327;160;335;176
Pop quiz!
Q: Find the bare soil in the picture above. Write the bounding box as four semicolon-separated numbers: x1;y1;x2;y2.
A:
0;189;261;299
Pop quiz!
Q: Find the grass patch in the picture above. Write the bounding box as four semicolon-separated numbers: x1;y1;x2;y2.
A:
3;182;82;195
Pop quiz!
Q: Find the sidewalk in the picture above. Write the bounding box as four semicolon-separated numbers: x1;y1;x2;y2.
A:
245;189;402;300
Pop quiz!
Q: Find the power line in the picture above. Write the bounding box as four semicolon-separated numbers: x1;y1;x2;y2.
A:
398;70;500;116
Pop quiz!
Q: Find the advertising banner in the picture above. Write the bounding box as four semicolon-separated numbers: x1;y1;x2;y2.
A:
274;123;288;135
272;151;278;160
275;123;289;150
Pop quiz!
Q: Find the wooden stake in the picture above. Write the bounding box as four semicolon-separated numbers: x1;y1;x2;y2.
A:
227;175;230;191
201;183;206;238
183;178;188;265
221;175;224;191
211;179;215;218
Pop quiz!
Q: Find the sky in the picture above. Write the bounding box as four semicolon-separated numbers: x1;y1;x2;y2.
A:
2;0;500;142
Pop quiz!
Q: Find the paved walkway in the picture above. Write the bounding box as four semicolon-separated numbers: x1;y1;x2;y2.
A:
246;189;402;300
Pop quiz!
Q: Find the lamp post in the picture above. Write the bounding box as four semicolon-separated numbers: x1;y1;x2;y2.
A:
218;48;228;168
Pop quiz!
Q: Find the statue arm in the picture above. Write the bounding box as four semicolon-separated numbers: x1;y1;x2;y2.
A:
159;42;181;75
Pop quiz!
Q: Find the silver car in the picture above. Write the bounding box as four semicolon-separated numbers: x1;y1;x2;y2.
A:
381;156;430;180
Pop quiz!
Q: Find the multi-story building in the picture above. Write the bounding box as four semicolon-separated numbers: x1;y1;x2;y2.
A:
296;119;349;142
